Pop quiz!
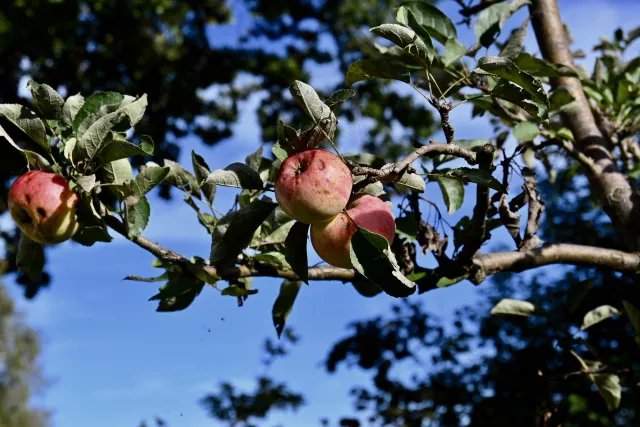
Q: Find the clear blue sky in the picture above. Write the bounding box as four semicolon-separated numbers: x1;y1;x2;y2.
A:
2;0;639;426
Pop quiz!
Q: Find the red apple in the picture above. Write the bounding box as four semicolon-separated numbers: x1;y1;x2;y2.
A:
274;148;352;224
310;194;396;269
8;170;80;245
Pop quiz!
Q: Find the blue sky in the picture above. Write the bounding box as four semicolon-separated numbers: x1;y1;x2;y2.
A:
2;0;640;426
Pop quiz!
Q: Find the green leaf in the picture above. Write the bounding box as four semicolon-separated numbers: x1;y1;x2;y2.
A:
351;277;383;297
444;38;467;66
245;145;263;171
150;274;205;312
27;80;64;120
395;213;418;242
349;227;416;298
436;176;464;215
591;374;621;412
400;8;436;62
124;273;169;282
622;300;640;338
513;122;540;141
102;158;133;186
72;91;124;135
124;166;170;205
210;199;277;265
447;167;504;192
254;251;291;269
16;234;44;282
252;220;295;247
284;221;310;284
272;141;289;162
475;0;530;47
514;52;578;77
394;172;426;192
73;95;148;164
62;93;85;127
0;104;49;151
325;89;356;109
73;224;112;246
370;24;431;65
491;79;549;122
549;87;577;112
125;195;151;239
396;2;457;44
191;151;216;205
76;174;97;193
98;134;154;164
569;351;622;412
202;162;264;190
490;298;547;316
565;279;592;314
476;56;549;108
272;279;302;338
164;159;200;196
221;285;258;297
581;305;620;330
346;59;411;86
500;17;530;59
289;81;337;149
0;122;48;169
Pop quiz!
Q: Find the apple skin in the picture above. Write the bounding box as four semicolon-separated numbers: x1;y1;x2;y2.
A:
8;170;80;245
274;148;352;224
310;194;396;269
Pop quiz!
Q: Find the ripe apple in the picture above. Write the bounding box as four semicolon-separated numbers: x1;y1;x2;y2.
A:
310;194;396;269
274;148;352;224
8;170;80;245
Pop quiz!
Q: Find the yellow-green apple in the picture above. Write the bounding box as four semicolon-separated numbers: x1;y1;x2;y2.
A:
8;170;80;245
310;194;396;268
274;148;352;224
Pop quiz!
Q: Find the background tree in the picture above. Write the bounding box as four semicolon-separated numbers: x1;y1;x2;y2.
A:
0;281;49;427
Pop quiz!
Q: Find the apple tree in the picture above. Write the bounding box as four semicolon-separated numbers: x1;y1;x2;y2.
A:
1;0;640;422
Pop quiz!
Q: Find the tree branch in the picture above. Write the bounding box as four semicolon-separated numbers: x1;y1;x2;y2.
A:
348;139;478;190
472;243;640;280
529;0;640;251
104;215;354;282
104;214;640;294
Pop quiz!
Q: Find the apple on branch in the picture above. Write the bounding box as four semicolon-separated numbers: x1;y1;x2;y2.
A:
274;148;352;224
311;194;396;269
8;170;80;245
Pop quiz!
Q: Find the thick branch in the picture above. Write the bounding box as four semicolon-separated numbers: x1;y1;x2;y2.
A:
473;243;640;278
529;0;640;250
